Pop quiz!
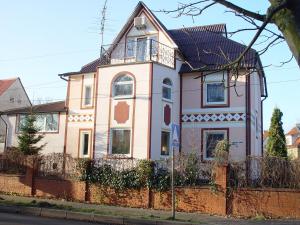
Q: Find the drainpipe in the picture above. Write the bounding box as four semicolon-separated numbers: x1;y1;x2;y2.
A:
0;112;8;151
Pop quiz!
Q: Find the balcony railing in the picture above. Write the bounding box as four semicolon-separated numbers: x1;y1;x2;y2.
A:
100;39;175;68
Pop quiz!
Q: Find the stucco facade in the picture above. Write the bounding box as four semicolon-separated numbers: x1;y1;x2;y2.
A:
60;2;266;162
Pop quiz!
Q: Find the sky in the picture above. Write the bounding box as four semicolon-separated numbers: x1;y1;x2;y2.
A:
0;0;299;133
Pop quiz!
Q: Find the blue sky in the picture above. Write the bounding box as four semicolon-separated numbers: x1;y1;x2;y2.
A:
0;0;299;132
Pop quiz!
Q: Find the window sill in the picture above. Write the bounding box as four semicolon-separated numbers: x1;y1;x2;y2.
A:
113;96;134;100
162;98;173;103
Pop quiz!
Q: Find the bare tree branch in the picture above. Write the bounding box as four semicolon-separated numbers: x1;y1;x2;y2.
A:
213;0;266;22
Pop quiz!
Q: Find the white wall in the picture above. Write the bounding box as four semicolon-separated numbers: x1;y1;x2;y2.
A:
95;63;151;159
150;59;182;160
4;113;66;155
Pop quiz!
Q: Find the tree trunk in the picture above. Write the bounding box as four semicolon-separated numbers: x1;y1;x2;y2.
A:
270;0;300;67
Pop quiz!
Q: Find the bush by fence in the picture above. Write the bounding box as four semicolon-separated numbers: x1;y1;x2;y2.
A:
229;156;300;189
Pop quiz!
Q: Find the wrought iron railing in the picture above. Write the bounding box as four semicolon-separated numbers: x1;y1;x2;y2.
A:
101;39;175;68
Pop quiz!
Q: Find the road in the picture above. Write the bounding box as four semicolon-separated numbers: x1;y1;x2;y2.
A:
1;212;300;225
0;212;111;225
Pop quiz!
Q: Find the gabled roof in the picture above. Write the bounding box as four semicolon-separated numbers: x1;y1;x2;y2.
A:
59;2;261;78
3;101;67;115
0;78;17;96
286;126;300;136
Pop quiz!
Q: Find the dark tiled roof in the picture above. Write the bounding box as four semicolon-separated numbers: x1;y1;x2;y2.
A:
0;78;17;96
168;26;258;73
4;101;67;114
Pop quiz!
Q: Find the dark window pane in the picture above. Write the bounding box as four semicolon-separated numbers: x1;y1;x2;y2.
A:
163;78;172;86
83;133;89;156
114;84;133;96
161;131;170;156
207;83;225;103
162;86;171;99
112;129;130;154
206;133;225;158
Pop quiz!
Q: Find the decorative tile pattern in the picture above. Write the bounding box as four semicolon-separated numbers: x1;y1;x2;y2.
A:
181;112;246;123
68;114;94;122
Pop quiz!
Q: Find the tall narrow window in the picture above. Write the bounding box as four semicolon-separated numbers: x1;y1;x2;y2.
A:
150;36;158;55
79;130;91;158
161;131;170;156
84;85;92;106
126;39;135;58
111;129;131;154
162;78;172;100
113;75;134;97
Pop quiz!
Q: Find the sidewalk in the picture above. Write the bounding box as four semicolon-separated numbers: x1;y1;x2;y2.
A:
0;194;299;225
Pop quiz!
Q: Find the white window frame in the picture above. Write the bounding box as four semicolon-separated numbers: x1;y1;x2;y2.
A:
79;130;92;158
203;129;228;160
113;75;134;99
160;129;171;157
18;113;59;133
162;78;172;102
110;128;132;156
83;84;93;107
125;35;158;60
203;73;228;106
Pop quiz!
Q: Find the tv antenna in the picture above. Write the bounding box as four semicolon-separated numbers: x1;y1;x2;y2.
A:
100;0;108;56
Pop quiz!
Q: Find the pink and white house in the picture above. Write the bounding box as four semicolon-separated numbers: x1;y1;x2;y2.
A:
59;2;267;161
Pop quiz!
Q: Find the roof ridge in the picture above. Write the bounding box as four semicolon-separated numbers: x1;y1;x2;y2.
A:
169;23;226;31
0;77;18;81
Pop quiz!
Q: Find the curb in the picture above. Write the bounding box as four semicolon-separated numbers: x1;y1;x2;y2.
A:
0;205;194;225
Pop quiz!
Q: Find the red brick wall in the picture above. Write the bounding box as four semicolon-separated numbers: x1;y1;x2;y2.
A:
34;178;86;201
231;188;300;218
89;184;149;208
151;187;226;216
0;174;31;196
0;166;300;219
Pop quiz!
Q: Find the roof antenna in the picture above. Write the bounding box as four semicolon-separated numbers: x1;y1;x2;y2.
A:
100;0;108;57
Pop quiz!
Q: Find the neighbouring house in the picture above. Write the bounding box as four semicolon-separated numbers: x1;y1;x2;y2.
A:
0;78;31;152
2;101;67;155
286;124;300;159
58;2;267;161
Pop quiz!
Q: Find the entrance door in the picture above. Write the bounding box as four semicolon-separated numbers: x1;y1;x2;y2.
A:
136;38;147;62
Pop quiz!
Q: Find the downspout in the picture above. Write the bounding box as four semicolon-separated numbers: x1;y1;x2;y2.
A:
0;112;8;151
59;74;70;177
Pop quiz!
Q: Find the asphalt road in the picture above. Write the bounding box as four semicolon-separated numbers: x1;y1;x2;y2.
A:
0;212;112;225
1;212;300;225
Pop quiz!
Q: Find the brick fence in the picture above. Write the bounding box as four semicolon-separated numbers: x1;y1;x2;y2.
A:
0;164;299;219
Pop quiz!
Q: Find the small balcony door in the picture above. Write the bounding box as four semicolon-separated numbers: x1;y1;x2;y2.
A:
136;37;147;62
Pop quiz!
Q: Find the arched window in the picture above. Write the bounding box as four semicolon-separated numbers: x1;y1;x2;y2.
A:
113;75;134;97
162;78;172;100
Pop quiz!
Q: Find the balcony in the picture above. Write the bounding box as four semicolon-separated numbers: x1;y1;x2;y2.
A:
100;39;175;68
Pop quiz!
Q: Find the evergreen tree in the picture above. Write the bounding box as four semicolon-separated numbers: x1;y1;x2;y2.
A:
266;107;287;157
18;112;45;155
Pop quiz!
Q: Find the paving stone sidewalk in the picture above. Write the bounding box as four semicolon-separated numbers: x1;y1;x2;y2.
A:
0;194;299;225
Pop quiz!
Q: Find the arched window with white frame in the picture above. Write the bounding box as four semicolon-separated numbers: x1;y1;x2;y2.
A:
113;74;134;98
162;78;172;101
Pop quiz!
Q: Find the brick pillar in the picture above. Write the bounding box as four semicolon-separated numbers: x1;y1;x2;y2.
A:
214;164;229;216
214;164;228;190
